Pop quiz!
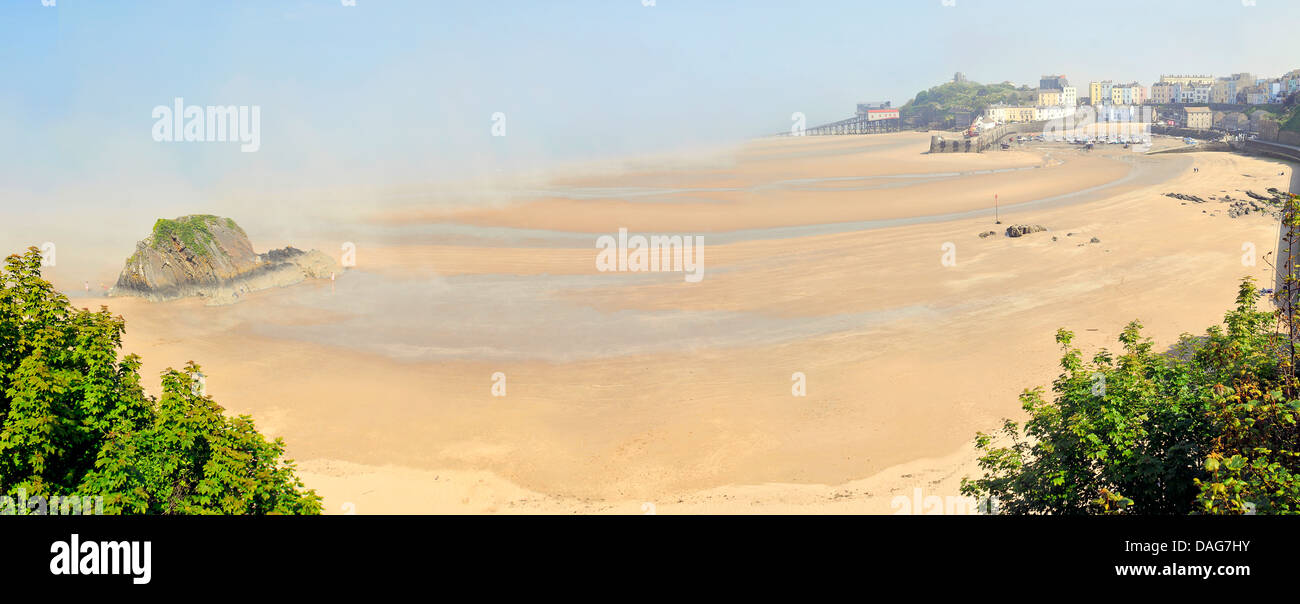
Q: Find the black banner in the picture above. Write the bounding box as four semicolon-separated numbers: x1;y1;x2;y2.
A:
3;515;1289;591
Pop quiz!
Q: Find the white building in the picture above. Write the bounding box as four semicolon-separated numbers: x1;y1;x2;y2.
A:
1061;86;1077;107
1177;85;1211;104
1035;105;1077;121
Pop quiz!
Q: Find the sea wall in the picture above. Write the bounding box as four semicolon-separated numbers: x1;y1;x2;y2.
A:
928;121;1049;153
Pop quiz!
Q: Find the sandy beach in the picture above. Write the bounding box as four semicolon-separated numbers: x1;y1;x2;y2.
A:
12;131;1295;514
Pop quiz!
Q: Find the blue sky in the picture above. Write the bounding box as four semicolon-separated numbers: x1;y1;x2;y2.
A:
2;0;1298;202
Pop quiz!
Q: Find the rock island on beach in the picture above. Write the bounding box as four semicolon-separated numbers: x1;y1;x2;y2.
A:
109;214;339;306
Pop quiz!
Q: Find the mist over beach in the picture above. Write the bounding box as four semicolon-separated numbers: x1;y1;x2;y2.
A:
3;1;1299;520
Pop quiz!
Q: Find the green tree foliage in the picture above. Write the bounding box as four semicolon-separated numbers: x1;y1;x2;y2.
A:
963;197;1300;514
148;214;235;257
900;80;1036;123
0;247;320;514
1280;93;1300;134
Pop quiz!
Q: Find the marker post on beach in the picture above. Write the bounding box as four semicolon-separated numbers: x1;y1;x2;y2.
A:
995;193;1000;224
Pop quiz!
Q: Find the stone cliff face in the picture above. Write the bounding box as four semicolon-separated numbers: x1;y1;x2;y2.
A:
110;215;339;305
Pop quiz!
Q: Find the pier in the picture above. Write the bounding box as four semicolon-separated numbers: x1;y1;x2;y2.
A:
786;103;900;136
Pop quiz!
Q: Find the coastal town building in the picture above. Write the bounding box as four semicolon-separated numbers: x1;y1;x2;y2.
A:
1089;81;1112;106
981;103;1079;124
1040;75;1068;90
1210;78;1232;104
1177;84;1212;104
1061;86;1077;107
1003;106;1037;123
1113;83;1145;105
1182;106;1211;129
953;65;1294;143
1160;74;1214;87
1225;73;1254;102
1267;79;1283;102
1086;82;1145;106
983;104;1037;123
1150;81;1174;104
1036;105;1074;122
1285;69;1300;95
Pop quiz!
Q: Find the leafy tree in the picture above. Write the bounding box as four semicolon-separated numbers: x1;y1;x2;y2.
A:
963;196;1300;515
899;79;1037;124
0;247;320;514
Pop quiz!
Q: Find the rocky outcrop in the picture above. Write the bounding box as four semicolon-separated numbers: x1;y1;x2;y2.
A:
1168;189;1288;220
1005;224;1048;238
110;215;339;305
1165;192;1207;203
1226;199;1280;219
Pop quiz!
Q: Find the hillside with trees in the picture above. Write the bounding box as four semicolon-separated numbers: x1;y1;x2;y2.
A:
899;79;1036;128
1281;93;1300;133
